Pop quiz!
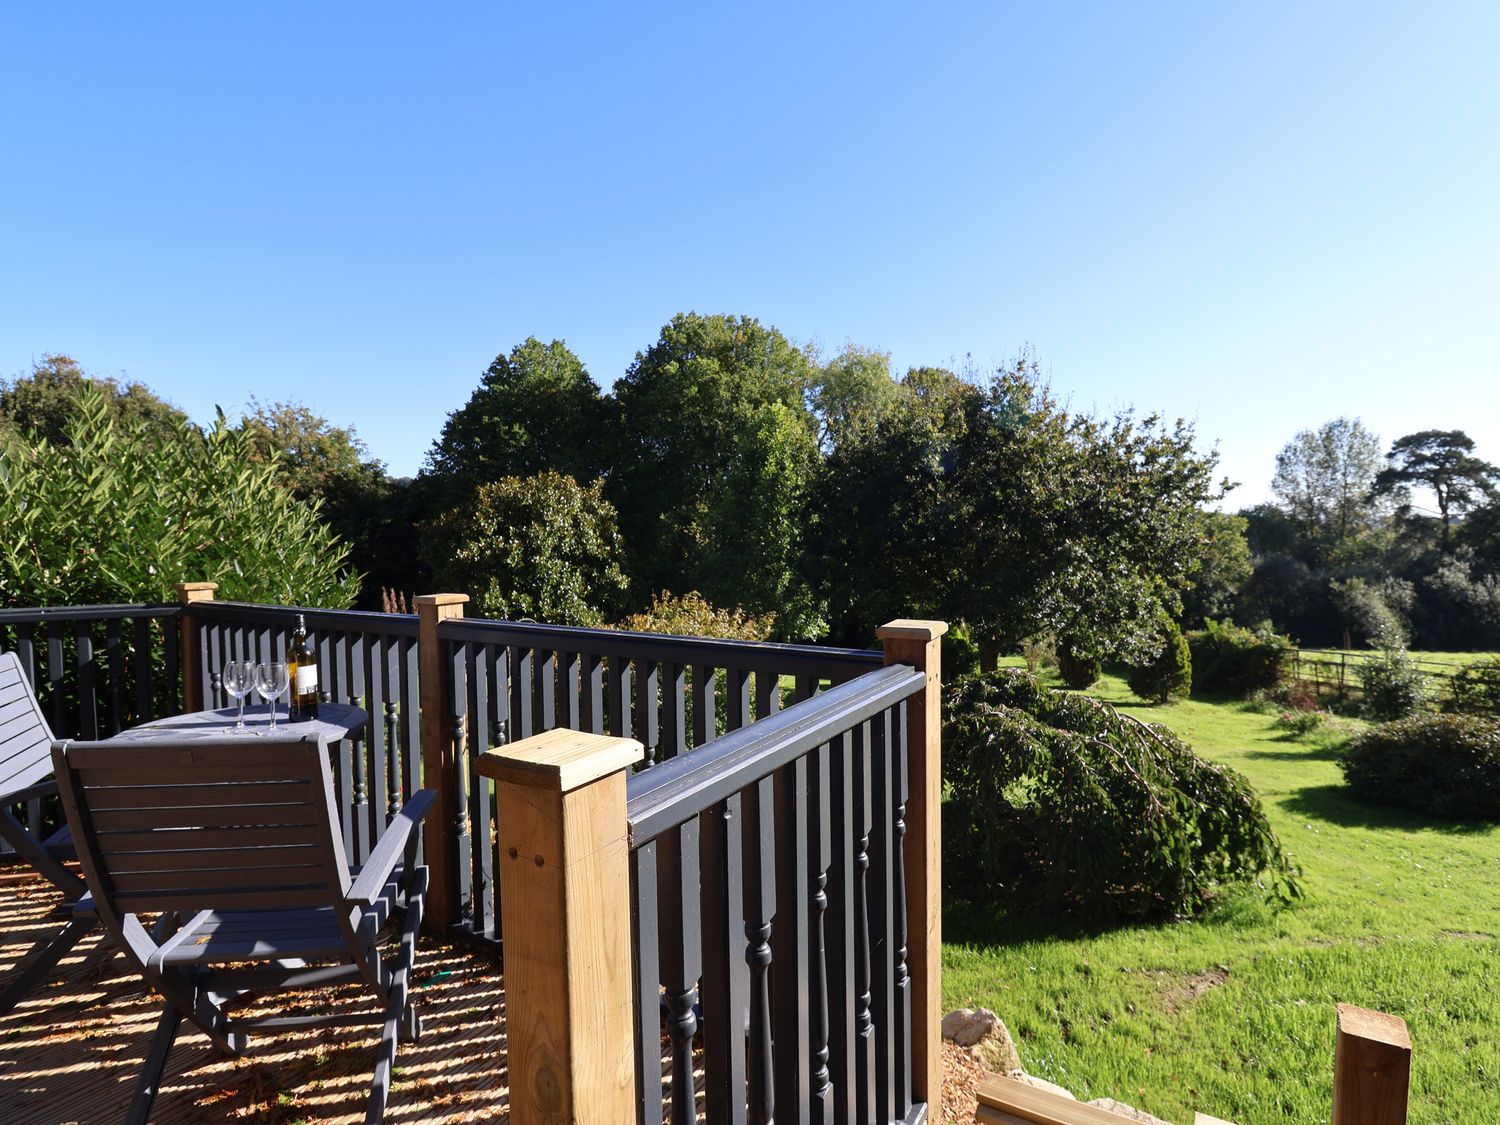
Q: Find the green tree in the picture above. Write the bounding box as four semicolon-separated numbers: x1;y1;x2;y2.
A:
608;312;822;635
1179;510;1253;628
1270;417;1386;551
807;343;900;452
0;385;357;607
424;338;606;505
1374;429;1500;546
1;353;188;446
945;358;1223;668
421;472;627;626
811;366;975;645
238;398;399;607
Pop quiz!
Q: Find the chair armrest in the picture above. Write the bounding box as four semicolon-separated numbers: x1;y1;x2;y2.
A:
2;779;59;804
347;788;437;906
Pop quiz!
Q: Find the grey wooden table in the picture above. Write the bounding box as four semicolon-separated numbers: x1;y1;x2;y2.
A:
110;702;368;743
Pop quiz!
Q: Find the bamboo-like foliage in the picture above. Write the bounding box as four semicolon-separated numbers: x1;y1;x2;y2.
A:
0;384;359;608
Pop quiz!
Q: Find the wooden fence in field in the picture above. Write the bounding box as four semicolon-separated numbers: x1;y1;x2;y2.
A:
1290;648;1499;713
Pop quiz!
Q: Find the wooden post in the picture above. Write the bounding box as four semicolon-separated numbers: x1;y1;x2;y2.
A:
174;582;218;712
1333;1004;1411;1125
478;728;644;1125
877;618;947;1114
415;593;468;932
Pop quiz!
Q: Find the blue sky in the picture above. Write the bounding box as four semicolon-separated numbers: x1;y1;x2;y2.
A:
3;3;1496;505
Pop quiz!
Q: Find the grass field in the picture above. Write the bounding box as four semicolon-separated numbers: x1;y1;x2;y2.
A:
941;671;1500;1123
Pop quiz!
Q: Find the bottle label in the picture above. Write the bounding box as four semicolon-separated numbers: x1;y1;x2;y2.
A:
296;665;318;694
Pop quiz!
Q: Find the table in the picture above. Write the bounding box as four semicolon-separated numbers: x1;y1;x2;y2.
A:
111;702;368;743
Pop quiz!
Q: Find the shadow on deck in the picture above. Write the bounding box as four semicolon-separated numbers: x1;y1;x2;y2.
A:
0;868;511;1124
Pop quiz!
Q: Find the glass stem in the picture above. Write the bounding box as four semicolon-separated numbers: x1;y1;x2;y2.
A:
236;693;245;729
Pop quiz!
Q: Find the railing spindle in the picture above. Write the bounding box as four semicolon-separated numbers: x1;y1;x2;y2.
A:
701;793;748;1125
662;662;686;761
658;820;702;1125
854;720;876;1123
630;839;664;1125
744;774;777;1125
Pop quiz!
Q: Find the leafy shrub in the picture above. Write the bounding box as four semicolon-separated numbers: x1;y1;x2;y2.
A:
1021;633;1056;674
941;622;981;679
1340;715;1500;819
0;385;357;607
1187;619;1293;697
1055;635;1101;690
615;589;773;641
1449;658;1500;715
1359;637;1430;721
943;669;1298;921
422;472;628;626
1126;619;1192;703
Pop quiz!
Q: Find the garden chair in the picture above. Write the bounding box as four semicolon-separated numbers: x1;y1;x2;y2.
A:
0;651;94;1012
52;732;435;1125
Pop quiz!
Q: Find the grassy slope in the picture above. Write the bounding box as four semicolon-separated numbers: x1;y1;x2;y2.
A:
941;672;1500;1124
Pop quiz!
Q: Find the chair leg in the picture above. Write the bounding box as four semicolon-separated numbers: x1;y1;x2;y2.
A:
366;1005;401;1125
127;1002;183;1125
0;913;97;1013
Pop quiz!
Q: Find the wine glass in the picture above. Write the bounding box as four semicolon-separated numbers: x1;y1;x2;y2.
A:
221;660;253;732
255;662;290;732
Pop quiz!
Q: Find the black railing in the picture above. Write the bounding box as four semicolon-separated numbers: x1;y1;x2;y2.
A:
0;603;183;857
625;663;927;1125
192;602;423;866
440;614;887;948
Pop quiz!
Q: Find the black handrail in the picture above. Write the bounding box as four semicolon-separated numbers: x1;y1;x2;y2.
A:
197;601;420;638
0;604;180;622
625;662;923;846
442;614;884;678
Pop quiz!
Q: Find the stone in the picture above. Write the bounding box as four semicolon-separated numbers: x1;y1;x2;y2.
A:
939;1007;1022;1073
941;1006;996;1047
1087;1096;1174;1123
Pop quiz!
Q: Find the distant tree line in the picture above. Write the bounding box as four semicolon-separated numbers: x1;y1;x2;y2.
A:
7;332;1495;658
1235;419;1500;649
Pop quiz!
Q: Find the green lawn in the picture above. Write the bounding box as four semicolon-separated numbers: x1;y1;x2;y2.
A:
941;672;1500;1123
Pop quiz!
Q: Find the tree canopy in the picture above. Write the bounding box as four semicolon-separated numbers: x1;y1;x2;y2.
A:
424;337;605;506
1374;429;1500;544
608;312;823;635
1;354;188;447
1270;417;1386;552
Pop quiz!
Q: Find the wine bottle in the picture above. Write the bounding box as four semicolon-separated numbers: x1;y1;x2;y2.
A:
288;614;319;722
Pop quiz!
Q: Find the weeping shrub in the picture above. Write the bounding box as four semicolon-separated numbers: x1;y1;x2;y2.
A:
944;669;1298;921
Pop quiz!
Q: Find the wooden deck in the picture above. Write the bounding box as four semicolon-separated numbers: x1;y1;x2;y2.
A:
0;868;511;1123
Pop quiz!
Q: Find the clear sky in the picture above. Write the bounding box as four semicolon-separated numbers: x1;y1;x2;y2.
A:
3;3;1496;505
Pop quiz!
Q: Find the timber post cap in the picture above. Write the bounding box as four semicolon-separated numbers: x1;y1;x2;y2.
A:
877;619;948;642
477;728;644;792
413;593;470;608
174;581;218;599
1336;1003;1411;1050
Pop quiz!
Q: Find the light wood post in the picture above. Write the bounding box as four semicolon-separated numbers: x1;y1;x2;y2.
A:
415;593;468;932
174;582;218;712
478;729;644;1125
877;618;947;1113
1333;1004;1411;1125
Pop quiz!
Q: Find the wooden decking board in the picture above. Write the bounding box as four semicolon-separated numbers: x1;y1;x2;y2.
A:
0;867;512;1123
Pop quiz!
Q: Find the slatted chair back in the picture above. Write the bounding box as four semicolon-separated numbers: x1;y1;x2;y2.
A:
53;734;352;921
0;651;55;798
